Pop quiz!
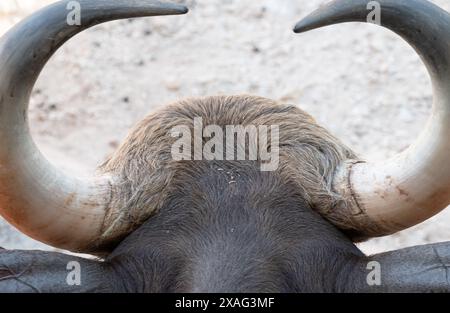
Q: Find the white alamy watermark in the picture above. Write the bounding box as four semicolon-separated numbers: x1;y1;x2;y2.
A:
367;1;381;25
66;1;81;26
66;261;81;286
170;117;280;171
366;260;381;286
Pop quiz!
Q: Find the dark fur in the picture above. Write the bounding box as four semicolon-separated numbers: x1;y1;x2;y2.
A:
106;160;364;292
98;95;358;246
95;95;364;292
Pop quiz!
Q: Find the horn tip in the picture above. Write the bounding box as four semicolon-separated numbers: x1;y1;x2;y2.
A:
176;5;189;15
293;20;311;34
293;17;324;34
165;3;189;15
151;2;189;15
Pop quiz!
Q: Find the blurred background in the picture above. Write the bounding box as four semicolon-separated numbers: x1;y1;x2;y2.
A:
0;0;449;255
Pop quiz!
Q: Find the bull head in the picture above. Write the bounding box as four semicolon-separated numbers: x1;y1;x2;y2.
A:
0;0;449;292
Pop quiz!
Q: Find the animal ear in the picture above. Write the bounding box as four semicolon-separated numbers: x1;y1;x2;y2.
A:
0;1;188;254
294;0;450;238
0;248;119;292
350;242;450;292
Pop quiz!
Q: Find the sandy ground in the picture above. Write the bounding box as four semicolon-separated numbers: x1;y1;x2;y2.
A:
0;0;449;255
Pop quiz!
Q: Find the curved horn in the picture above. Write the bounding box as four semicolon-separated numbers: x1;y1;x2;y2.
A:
294;0;450;237
0;0;188;252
